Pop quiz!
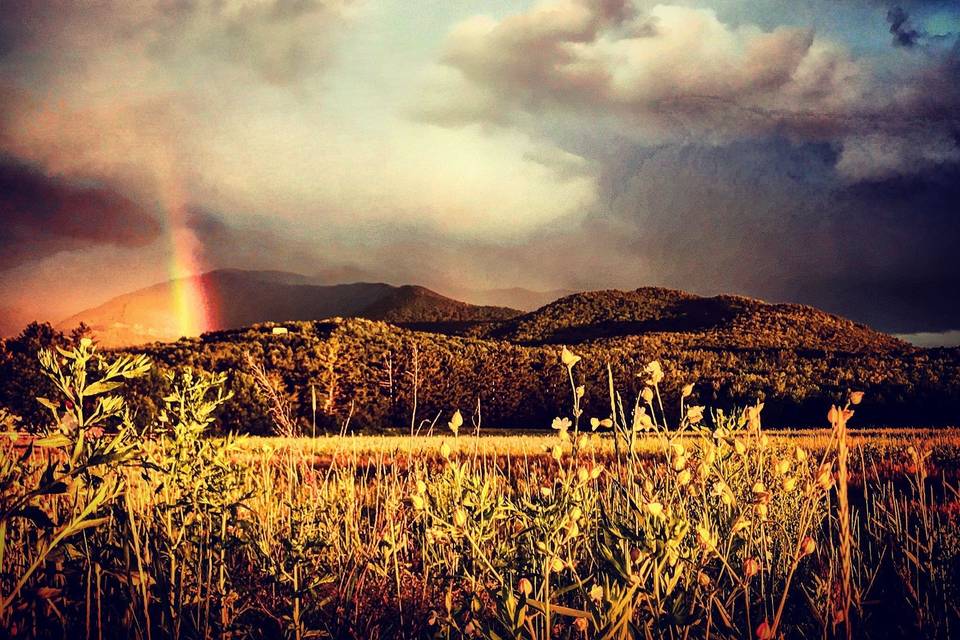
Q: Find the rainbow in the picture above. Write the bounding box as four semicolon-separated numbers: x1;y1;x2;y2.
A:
163;196;217;339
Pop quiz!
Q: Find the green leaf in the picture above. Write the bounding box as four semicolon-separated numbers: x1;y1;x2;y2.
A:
82;380;124;397
35;434;71;448
37;397;59;412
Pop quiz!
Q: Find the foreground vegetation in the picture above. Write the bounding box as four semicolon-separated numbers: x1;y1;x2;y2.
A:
1;340;959;639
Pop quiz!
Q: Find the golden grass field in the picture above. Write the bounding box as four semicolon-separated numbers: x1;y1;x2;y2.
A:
1;342;959;639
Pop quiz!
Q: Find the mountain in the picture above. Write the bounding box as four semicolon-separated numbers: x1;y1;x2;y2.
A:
7;280;958;429
442;286;574;312
59;269;521;347
485;287;910;353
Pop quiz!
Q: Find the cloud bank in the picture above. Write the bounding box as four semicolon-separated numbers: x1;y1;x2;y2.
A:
0;0;957;336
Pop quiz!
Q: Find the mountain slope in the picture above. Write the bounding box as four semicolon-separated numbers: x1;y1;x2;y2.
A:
486;287;909;353
59;270;521;347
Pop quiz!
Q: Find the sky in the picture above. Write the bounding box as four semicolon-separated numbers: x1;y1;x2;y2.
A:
0;0;958;343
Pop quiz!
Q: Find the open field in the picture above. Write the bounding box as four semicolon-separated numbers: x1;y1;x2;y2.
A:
2;342;960;639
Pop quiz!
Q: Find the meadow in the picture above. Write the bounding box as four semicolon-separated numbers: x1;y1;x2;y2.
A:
1;341;959;639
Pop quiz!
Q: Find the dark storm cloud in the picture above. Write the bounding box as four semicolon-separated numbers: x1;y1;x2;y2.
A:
182;206;375;284
0;159;161;269
887;7;923;47
577;139;960;333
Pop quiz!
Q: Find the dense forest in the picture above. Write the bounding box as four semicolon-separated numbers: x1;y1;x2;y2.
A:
2;288;959;433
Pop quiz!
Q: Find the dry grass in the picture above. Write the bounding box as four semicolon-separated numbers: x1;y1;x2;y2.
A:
1;343;959;639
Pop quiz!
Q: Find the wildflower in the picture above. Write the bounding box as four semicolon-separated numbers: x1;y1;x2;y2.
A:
541;486;553;497
645;502;664;518
732;515;751;534
799;536;816;557
552;444;564;462
754;503;769;521
746;403;764;431
440;441;451;459
734;439;747;456
712;481;735;506
577;466;590;482
756;620;773;639
416;480;427;494
79;337;93;348
673;455;687;471
794;446;808;462
641;387;655;404
411;495;425;511
670;441;686;457
696;524;718;552
849;391;864;405
448;410;463;436
576;385;585;398
567;519;580;538
518;578;533;596
570;506;582;521
589;583;603;601
561;346;581;368
574;617;588;632
698;572;711;587
550;557;565;573
644;360;664;385
590;465;603;479
815;462;834;491
633;407;654;431
454;508;467;528
590;417;613;431
682;383;694;398
782;476;797;492
686;405;705;425
752;482;771;505
703;445;716;467
677;469;692;485
744;557;760;578
775;458;791;475
552;416;571;432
